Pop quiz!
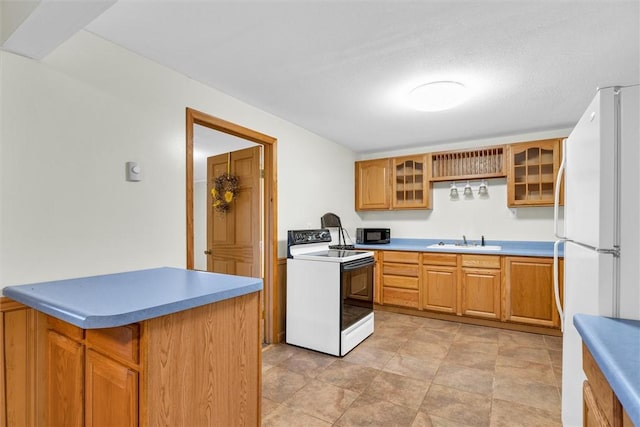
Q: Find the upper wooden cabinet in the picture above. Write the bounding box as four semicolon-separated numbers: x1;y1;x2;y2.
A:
507;138;563;207
356;155;431;211
392;154;431;209
357;137;566;211
355;158;391;210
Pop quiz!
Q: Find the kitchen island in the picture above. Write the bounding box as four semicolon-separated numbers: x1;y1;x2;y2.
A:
1;267;262;426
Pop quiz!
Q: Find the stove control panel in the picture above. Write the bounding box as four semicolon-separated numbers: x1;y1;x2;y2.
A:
288;229;332;246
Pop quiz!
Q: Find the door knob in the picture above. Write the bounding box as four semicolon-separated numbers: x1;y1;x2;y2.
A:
204;250;212;255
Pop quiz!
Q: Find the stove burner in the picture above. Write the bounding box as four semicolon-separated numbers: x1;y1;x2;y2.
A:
329;244;355;250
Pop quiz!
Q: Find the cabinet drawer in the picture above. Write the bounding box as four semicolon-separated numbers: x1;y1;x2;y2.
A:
382;287;419;308
47;315;84;341
423;253;458;266
383;275;419;290
383;263;419;277
383;251;419;264
461;254;500;269
583;344;620;427
86;324;140;365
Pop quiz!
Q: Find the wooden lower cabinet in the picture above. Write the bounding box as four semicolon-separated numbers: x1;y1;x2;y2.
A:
85;350;138;427
46;329;84;427
422;253;458;314
503;257;563;328
460;255;501;320
376;251;562;333
461;267;501;319
46;317;138;427
423;266;457;313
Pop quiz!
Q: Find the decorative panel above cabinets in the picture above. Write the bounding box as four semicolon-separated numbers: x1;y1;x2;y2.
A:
430;146;506;181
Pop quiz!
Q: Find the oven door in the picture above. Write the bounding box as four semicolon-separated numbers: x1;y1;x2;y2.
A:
340;257;374;330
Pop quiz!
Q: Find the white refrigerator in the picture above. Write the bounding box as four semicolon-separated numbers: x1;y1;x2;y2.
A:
554;84;640;427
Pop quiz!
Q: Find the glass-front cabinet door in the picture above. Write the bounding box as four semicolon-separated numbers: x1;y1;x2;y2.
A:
507;139;563;207
392;154;431;209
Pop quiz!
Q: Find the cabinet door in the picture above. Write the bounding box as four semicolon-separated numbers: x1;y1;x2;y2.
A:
583;381;609;427
392;154;431;209
47;330;84;427
355;158;391;210
86;349;138;427
461;268;501;319
422;265;457;313
504;257;561;327
507;139;562;207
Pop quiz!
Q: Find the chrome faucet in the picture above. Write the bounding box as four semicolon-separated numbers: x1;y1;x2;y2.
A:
462;235;467;245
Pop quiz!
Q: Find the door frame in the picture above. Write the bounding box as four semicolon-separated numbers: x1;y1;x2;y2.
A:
186;108;278;343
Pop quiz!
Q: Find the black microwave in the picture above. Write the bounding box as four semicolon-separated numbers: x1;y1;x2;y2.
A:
356;228;391;244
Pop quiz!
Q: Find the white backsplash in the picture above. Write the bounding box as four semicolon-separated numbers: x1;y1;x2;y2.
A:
353;179;563;242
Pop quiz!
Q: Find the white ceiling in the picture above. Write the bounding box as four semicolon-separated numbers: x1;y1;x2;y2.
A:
7;1;640;154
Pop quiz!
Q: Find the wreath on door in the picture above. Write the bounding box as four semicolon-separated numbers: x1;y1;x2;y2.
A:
211;152;240;213
211;172;239;213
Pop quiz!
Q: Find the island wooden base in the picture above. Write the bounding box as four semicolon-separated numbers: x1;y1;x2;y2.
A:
375;304;563;337
144;293;260;426
1;293;261;426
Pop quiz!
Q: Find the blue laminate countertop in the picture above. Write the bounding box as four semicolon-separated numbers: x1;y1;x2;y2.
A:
574;313;640;426
355;238;563;257
2;267;263;329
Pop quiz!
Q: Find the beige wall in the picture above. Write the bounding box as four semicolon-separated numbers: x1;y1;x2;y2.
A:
0;30;358;287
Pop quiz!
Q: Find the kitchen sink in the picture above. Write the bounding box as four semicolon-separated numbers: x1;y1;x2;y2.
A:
427;243;502;251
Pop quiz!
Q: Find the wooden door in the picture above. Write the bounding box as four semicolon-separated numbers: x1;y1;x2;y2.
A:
507;138;562;207
504;257;562;328
461;268;501;319
392;154;431;209
355;158;391;210
85;349;138;427
206;146;262;277
46;330;84;427
423;265;457;313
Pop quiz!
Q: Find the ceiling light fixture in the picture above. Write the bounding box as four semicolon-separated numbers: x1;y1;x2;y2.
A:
407;81;469;112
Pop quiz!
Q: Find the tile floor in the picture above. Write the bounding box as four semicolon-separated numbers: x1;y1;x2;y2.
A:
262;311;563;427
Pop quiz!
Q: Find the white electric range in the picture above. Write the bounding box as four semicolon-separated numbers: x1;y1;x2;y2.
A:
286;229;375;356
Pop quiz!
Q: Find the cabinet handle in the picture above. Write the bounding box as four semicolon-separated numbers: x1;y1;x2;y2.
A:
204;250;212;255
